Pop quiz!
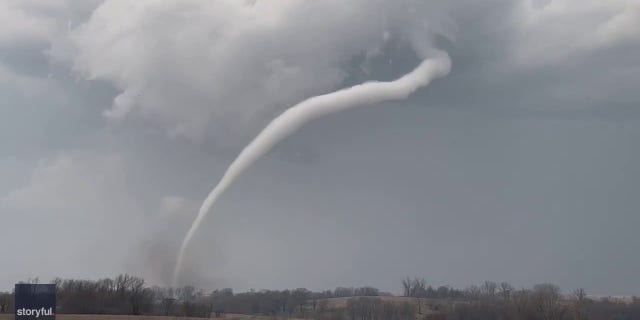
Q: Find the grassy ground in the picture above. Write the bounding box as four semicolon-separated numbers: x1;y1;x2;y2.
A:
0;313;287;320
0;315;209;320
319;296;426;308
318;296;441;311
317;296;447;316
0;297;433;319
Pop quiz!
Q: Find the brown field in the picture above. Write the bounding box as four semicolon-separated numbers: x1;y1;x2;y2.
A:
0;314;274;320
317;296;439;315
0;296;438;320
319;295;434;308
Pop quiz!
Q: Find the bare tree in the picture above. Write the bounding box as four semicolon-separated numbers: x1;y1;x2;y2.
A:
481;281;497;297
127;276;147;315
410;278;426;297
467;285;481;300
532;283;565;320
402;278;412;297
569;288;588;320
498;282;514;300
0;292;12;313
572;288;586;302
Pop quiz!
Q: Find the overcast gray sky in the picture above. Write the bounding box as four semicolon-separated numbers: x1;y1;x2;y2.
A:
1;0;639;296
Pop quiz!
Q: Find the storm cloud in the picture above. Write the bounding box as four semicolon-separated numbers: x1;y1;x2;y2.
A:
1;0;639;295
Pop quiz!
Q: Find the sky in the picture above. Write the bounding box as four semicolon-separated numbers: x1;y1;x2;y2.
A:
1;0;639;296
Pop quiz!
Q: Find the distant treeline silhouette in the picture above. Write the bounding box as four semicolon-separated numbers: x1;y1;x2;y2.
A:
0;275;638;319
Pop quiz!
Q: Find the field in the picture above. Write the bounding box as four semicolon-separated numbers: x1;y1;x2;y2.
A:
317;296;438;316
0;297;430;319
320;296;429;308
0;314;269;320
0;296;436;320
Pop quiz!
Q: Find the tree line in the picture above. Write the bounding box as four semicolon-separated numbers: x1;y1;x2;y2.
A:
0;275;638;319
431;282;640;320
0;275;388;317
399;278;640;320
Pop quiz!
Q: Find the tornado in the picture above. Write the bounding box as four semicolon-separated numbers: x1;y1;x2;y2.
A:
173;51;452;286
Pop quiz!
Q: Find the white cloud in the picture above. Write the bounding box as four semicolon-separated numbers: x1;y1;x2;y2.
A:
0;1;56;45
513;0;640;66
44;0;640;142
5;0;638;138
53;0;444;141
0;0;101;46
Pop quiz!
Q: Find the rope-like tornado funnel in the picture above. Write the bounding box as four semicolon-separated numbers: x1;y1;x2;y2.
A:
173;51;452;286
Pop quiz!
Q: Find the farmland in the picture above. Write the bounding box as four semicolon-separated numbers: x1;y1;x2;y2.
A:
1;314;270;320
